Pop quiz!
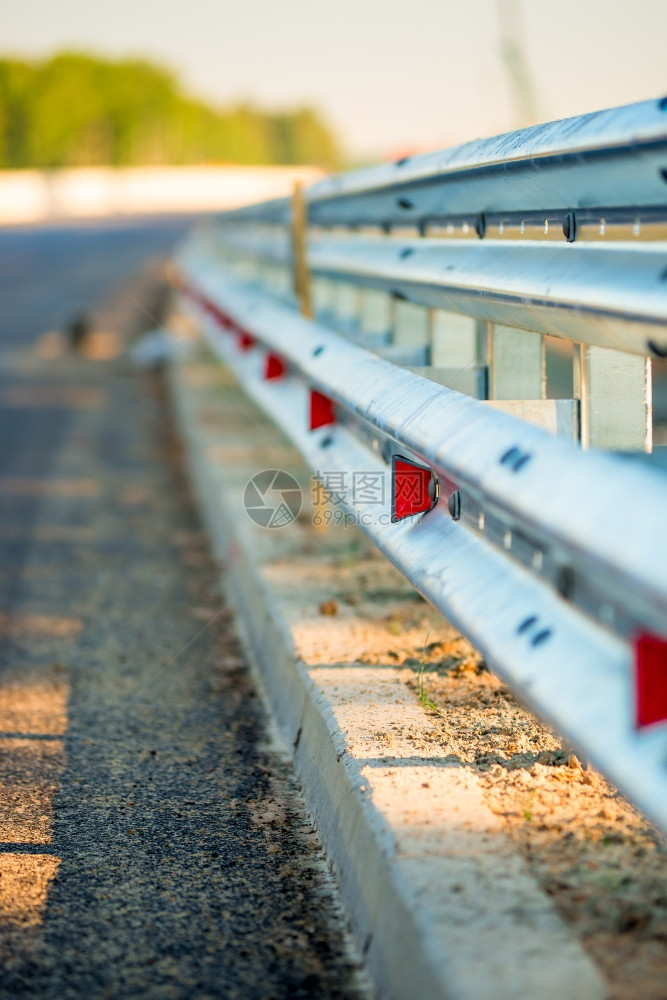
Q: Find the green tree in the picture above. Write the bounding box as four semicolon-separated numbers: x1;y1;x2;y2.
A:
0;51;341;169
0;58;32;167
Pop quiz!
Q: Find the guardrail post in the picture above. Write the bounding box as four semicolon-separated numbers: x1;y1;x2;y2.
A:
312;277;335;321
333;282;361;331
428;311;488;397
272;261;292;299
487;326;545;400
360;289;392;340
574;344;652;451
485;327;581;437
257;256;276;295
393;298;431;348
233;253;258;282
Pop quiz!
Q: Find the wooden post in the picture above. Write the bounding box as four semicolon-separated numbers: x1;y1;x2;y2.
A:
291;182;312;318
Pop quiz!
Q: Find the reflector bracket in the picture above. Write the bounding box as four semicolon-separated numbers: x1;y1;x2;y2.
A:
392;455;437;522
310;390;335;430
265;353;286;380
635;633;667;728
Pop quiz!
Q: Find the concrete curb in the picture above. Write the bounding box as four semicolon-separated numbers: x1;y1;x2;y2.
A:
167;343;608;1000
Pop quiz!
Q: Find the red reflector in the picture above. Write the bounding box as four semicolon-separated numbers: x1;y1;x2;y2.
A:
392;455;436;522
635;633;667;728
264;353;285;380
309;390;335;430
238;330;255;351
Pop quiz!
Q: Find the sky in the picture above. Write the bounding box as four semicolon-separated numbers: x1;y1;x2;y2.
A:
2;0;667;161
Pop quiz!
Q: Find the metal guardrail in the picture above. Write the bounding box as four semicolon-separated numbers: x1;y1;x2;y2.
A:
174;96;667;834
213;228;667;355
221;97;667;227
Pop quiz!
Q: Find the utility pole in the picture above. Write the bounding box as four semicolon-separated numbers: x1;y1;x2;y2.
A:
497;0;540;127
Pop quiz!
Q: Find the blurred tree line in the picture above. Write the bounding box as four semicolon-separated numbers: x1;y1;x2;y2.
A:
0;52;341;169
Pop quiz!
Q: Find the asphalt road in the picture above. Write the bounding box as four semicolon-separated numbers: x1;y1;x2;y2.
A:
0;216;198;346
0;221;369;999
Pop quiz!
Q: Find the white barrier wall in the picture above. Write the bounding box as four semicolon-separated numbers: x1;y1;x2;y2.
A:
0;166;324;225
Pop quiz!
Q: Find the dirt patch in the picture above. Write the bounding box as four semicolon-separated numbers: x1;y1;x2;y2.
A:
278;545;667;998
399;636;667;1000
